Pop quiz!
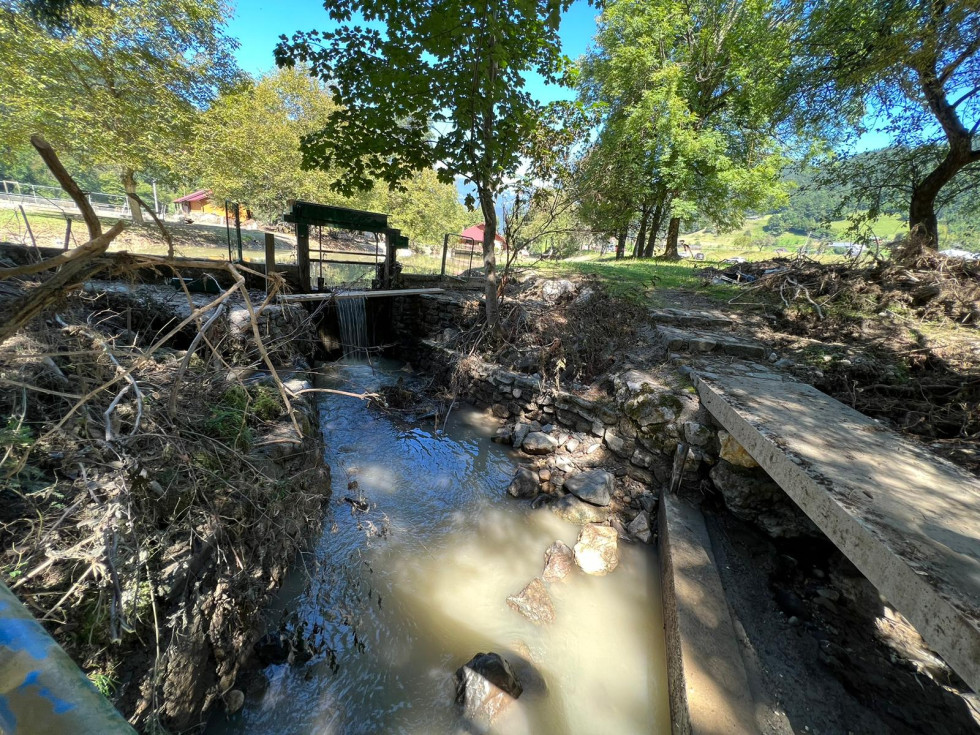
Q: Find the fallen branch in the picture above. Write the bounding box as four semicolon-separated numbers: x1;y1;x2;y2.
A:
226;263;303;438
128;191;175;258
0;220;125;282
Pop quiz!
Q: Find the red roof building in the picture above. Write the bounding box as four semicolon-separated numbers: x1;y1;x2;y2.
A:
173;189;211;214
459;223;506;250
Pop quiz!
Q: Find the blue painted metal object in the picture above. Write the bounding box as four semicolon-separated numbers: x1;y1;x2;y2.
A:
0;582;135;734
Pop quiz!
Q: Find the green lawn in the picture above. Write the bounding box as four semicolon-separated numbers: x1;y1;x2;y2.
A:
0;207;297;262
527;245;852;306
685;213;907;252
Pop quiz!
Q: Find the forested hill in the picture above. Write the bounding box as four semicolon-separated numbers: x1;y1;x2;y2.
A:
766;152;980;251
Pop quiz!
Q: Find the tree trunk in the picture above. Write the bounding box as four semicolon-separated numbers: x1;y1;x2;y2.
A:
122;168;144;225
661;217;681;260
632;207;650;259
643;203;665;258
478;189;501;334
615;231;626;259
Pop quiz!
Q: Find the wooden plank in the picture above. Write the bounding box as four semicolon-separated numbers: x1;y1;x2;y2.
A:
280;288;444;302
264;232;276;275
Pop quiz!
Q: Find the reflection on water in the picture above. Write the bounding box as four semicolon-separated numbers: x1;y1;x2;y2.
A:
208;358;669;735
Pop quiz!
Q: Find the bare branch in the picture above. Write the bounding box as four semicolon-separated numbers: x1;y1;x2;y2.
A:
30;135;102;240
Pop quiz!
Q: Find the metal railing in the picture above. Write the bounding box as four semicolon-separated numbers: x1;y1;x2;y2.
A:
0;179;132;218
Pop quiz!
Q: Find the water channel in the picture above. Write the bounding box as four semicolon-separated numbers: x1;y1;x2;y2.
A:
209;358;670;734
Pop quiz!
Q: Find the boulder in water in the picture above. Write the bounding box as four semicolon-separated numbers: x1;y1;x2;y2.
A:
563;469;614;506
551;494;611;525
254;632;290;666
542;541;575;583
507;467;539;499
454;652;523;724
506;578;556;624
574;524;620;576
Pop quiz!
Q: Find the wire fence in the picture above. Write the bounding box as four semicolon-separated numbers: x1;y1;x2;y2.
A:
0;179;132;218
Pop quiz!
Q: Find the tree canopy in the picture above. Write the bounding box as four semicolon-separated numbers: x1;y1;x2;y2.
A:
788;0;980;251
191;65;468;242
275;0;576;328
0;0;240;222
576;0;791;259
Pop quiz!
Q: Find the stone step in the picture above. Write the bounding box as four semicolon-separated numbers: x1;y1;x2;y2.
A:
692;359;980;692
656;325;768;360
650;307;734;329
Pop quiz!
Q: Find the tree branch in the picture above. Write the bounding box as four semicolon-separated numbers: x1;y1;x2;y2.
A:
29;135;102;240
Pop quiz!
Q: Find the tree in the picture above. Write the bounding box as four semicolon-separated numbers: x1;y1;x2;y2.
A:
790;0;980;252
0;0;239;224
577;0;791;260
193;66;468;241
275;0;575;330
763;213;785;235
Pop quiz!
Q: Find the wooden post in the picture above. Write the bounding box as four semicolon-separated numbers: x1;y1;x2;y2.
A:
18;205;39;259
441;233;450;277
296;222;311;292
63;218;72;251
264;232;276;293
264;232;276;273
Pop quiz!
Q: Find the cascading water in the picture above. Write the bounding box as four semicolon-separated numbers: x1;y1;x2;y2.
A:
336;296;369;358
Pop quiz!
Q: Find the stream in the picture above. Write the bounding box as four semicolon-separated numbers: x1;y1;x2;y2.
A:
208;358;670;734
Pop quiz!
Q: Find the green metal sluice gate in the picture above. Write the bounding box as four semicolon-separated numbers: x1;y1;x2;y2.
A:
283;200;408;293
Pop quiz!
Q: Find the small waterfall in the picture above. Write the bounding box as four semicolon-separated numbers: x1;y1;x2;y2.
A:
336;296;369;358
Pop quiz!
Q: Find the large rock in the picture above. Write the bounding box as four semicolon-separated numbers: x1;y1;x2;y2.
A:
512;422;532;449
627;510;652;544
574;524;620;575
521;432;559;455
709;460;818;538
542;540;575;583
563;469;614;506
541;279;576;302
717;430;759;468
506;578;556;624
551;494;611;525
507;467;539;499
454;652;523;723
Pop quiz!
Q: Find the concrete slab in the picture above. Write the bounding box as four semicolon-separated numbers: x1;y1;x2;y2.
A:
650;308;734;329
657;325;768;359
659;494;759;734
692;363;980;692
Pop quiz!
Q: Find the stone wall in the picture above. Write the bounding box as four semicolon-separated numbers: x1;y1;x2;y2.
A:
391;292;817;540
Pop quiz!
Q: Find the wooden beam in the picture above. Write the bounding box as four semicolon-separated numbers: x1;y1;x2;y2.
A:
279;288;444;302
264;232;276;276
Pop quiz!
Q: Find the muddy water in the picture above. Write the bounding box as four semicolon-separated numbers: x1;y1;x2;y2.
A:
209;359;670;734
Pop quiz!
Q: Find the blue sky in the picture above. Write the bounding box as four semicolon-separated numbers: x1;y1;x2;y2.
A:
226;0;600;104
225;0;892;159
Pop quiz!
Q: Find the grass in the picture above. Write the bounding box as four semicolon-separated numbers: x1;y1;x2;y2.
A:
526;242;853;306
0;206;298;262
685;213;908;251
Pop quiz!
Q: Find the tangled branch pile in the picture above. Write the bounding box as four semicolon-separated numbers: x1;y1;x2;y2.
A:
455;275;645;389
702;254;980;327
0;269;331;731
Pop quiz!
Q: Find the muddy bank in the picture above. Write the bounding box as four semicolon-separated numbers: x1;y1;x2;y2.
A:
0;281;330;731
